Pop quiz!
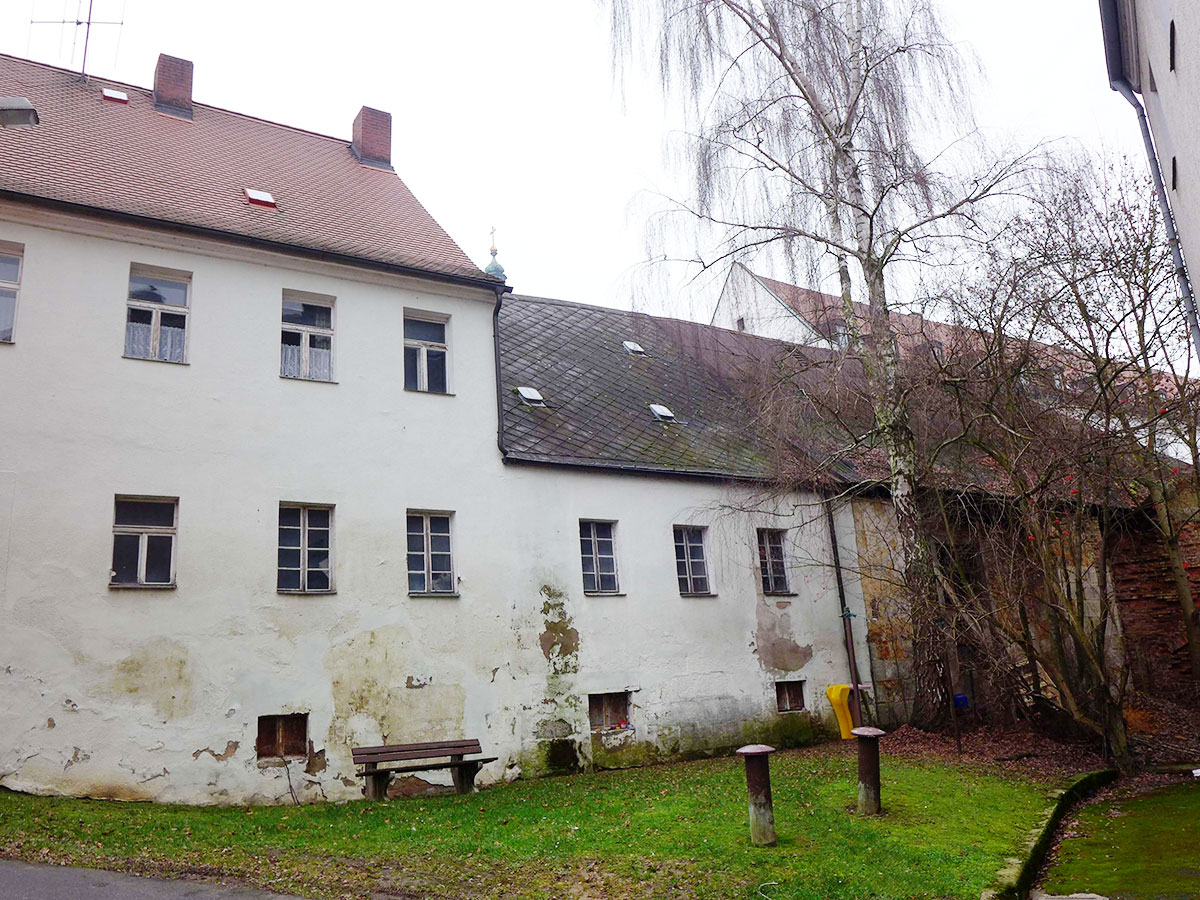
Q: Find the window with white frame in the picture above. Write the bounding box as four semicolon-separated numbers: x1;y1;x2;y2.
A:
111;497;177;586
407;512;454;593
280;291;334;381
673;525;711;595
277;505;333;592
0;243;23;343
757;528;790;594
403;316;448;393
580;520;619;593
125;265;190;363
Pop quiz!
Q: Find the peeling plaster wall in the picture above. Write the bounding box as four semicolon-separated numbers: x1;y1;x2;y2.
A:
0;211;867;804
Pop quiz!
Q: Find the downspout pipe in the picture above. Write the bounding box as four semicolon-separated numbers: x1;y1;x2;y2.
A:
1099;0;1200;367
824;493;866;726
493;287;508;457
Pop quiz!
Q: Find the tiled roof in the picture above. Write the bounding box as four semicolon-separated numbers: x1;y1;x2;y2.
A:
498;293;854;480
0;54;491;284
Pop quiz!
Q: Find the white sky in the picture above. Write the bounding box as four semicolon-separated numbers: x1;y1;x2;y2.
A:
3;1;1145;319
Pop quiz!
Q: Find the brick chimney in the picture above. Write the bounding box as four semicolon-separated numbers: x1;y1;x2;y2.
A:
351;106;392;168
153;54;193;118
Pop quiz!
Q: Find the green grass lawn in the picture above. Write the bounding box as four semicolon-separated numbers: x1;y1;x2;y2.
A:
0;745;1059;900
1041;781;1200;899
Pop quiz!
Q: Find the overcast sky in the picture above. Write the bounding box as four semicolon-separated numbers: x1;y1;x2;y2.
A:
3;1;1144;319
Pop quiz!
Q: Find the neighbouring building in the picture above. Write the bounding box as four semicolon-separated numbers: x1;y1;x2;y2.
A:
0;53;882;805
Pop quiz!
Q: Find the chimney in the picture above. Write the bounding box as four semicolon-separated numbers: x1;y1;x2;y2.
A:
352;106;392;168
153;54;193;118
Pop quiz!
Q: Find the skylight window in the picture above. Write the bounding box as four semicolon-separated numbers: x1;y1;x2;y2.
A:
101;88;128;104
244;188;277;208
649;403;675;422
516;386;546;407
623;340;646;356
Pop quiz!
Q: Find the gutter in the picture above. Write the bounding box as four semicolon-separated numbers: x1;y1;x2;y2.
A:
0;190;507;294
1098;0;1200;366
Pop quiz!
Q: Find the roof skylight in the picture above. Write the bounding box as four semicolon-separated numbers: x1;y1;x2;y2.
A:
623;340;646;356
244;188;277;208
101;88;128;104
649;403;675;422
516;386;546;407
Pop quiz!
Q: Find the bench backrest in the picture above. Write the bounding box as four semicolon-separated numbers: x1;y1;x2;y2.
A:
352;739;482;765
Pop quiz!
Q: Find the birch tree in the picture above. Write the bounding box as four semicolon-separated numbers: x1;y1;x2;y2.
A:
607;0;1027;725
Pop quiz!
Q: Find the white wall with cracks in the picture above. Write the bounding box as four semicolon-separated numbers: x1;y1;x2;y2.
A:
0;206;870;804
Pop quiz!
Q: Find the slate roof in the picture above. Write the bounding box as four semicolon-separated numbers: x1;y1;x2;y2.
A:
0;54;492;284
498;293;850;480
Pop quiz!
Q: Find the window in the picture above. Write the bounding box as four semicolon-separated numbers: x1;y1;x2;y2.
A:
404;316;448;393
244;187;277;208
1170;20;1176;72
124;265;190;363
1172;156;1178;191
650;403;675;422
757;528;790;594
277;505;333;592
111;497;177;586
736;316;746;332
674;525;711;594
101;87;128;103
516;386;546;407
580;521;619;594
588;692;630;732
256;713;307;759
280;291;334;381
622;340;645;356
407;512;454;594
776;680;805;712
0;243;22;343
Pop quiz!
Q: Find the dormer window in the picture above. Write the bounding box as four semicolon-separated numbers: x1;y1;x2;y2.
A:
623;340;646;356
516;386;546;407
244;188;277;208
649;403;675;422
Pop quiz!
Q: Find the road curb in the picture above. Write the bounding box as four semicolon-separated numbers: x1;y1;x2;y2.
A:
980;768;1118;900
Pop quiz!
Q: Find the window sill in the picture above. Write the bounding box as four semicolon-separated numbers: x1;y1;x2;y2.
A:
277;589;337;595
408;591;460;599
280;375;338;384
591;726;634;735
257;755;306;769
584;591;627;597
403;388;456;397
777;708;807;715
764;591;798;597
122;354;189;366
680;592;717;598
109;582;177;590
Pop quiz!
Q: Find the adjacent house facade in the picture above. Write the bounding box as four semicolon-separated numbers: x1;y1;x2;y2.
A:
0;53;876;804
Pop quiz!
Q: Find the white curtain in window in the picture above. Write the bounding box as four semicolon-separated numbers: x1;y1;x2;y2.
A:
309;345;332;381
125;321;152;359
280;341;303;378
159;323;186;363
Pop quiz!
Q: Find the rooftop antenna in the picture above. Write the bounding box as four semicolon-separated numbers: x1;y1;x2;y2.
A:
31;0;124;78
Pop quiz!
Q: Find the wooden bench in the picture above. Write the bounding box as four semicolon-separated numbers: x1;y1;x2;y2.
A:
352;739;497;800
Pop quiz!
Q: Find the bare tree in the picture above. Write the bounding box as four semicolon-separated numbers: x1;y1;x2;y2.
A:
606;0;1028;725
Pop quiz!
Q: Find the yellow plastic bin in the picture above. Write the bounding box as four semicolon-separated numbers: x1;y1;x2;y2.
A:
826;683;854;739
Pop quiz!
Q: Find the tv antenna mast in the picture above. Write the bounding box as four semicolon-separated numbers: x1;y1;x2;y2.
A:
30;0;126;78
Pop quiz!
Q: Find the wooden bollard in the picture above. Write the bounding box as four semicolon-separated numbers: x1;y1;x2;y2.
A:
851;726;886;815
736;744;777;846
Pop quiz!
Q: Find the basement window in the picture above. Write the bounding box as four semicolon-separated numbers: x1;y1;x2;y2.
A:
111;497;177;587
776;680;805;713
125;264;190;363
649;403;675;422
257;713;308;760
622;340;645;356
516;386;546;407
101;87;128;104
281;291;335;381
0;243;23;343
588;692;630;732
244;188;277;208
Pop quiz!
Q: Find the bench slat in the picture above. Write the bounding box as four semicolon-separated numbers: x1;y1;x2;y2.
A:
352;740;482;765
353;757;498;777
353;739;481;755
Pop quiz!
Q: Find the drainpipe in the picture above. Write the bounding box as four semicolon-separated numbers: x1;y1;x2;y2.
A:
823;493;866;726
1100;0;1200;366
493;287;508;457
